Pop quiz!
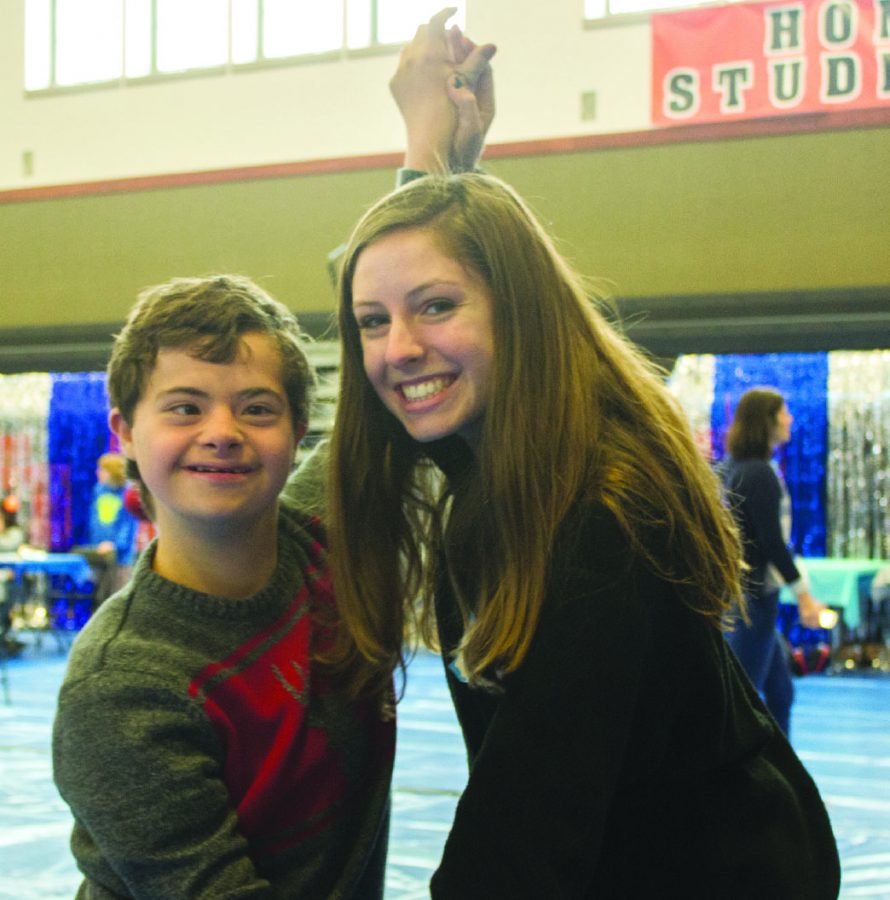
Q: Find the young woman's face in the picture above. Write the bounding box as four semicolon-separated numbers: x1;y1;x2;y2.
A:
771;402;793;447
351;227;495;448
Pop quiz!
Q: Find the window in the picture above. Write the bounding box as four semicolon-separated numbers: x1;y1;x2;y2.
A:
24;0;465;91
584;0;726;19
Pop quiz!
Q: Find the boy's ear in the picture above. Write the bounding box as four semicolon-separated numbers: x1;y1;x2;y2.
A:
109;408;134;458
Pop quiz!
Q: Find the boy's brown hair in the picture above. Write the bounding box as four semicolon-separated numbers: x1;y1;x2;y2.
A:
108;274;314;483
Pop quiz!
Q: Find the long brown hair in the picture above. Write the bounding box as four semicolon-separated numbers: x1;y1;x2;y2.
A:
726;388;785;460
327;174;743;697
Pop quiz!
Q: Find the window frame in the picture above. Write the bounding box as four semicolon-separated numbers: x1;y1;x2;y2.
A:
25;0;463;95
583;0;744;26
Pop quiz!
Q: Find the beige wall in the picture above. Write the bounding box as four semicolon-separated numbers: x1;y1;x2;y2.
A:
2;0;889;336
2;124;889;330
2;0;648;191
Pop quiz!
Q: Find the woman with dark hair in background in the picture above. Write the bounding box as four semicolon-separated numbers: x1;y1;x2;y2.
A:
721;387;828;737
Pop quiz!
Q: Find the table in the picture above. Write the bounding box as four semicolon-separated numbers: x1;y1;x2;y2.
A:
0;551;93;584
0;551;95;644
780;557;888;629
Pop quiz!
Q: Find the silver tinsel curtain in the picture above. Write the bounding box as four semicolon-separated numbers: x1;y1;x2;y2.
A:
670;349;890;561
0;373;52;549
828;351;890;559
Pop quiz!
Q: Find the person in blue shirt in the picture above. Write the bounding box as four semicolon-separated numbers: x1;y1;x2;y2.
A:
87;452;139;597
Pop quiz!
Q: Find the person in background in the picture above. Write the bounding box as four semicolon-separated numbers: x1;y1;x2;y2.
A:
0;495;26;552
287;11;841;897
53;275;394;898
0;495;27;657
122;478;157;556
721;387;828;736
86;452;139;598
0;494;28;611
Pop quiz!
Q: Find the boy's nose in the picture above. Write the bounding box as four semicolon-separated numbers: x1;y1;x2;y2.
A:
200;407;243;448
384;318;424;367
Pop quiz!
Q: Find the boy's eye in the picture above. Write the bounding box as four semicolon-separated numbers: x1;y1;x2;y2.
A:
168;402;200;416
243;403;277;418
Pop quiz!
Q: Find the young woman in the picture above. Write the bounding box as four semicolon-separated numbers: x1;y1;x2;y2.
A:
721;388;826;736
306;172;840;897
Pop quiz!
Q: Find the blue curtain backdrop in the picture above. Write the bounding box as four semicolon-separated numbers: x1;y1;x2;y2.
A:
47;372;113;551
711;353;828;557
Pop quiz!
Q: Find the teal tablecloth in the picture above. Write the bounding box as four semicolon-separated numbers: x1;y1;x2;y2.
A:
781;557;887;628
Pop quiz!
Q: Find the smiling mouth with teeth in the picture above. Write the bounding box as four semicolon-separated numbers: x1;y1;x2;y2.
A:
400;376;454;401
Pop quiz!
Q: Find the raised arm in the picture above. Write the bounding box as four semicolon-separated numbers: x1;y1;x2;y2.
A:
390;7;496;173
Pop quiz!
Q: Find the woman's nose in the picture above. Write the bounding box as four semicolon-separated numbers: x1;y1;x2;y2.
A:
384;318;424;367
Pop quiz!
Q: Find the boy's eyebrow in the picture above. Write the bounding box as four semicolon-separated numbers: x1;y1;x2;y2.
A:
238;387;286;401
156;387;285;400
157;387;207;398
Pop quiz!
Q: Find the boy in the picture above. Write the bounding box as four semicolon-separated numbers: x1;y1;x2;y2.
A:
53;275;394;898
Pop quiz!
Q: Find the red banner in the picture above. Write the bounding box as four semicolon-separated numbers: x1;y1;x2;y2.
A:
652;0;890;126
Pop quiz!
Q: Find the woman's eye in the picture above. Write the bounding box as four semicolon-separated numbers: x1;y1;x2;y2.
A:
424;298;456;316
356;314;388;331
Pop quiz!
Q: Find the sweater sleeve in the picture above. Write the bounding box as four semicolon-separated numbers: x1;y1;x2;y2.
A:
282;440;330;517
739;462;800;586
53;671;273;899
430;516;655;898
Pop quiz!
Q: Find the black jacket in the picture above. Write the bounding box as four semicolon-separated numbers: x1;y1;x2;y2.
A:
428;439;839;899
721;455;801;595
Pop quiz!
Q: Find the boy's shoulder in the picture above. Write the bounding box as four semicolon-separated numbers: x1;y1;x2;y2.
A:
64;509;330;683
278;492;327;547
277;498;333;612
61;580;153;687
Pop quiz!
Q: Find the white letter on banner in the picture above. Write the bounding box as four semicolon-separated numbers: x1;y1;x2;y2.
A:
769;57;808;106
663;68;700;119
820;0;858;48
878;49;890;96
820;52;862;100
874;0;890;41
765;4;805;53
712;62;755;113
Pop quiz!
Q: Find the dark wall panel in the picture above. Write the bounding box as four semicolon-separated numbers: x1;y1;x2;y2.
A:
1;125;888;372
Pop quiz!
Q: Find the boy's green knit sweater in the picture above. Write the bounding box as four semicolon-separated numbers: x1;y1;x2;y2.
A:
53;500;394;898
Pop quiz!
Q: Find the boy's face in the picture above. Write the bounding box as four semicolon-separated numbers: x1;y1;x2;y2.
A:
110;333;302;543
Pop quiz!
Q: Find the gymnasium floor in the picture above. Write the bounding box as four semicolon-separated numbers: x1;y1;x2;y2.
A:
1;639;888;899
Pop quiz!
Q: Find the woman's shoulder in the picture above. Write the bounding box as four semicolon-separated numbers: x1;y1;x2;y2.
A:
541;504;683;650
722;456;776;486
557;502;659;590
